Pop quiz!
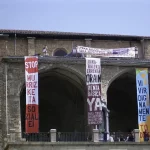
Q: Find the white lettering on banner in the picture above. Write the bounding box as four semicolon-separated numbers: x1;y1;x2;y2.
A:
87;98;102;111
95;98;102;111
25;56;39;133
25;61;38;69
87;98;95;111
25;56;38;105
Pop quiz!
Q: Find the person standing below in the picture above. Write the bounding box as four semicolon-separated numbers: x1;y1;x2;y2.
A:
125;132;134;142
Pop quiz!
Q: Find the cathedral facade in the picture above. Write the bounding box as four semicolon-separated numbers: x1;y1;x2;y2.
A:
0;29;150;149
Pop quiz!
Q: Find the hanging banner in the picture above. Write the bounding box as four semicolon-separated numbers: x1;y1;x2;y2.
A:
136;68;150;142
86;57;102;125
25;56;39;133
77;46;136;58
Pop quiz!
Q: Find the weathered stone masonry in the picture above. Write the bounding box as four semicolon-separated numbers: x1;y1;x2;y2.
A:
0;29;150;150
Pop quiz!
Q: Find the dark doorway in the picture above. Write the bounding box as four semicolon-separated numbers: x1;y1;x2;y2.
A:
107;71;138;132
20;69;85;133
53;49;67;56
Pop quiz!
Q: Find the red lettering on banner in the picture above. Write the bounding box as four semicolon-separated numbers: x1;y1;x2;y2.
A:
25;57;38;73
26;81;37;88
28;96;36;103
27;75;35;81
27;89;35;96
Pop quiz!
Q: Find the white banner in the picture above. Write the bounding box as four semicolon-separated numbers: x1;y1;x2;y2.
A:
25;56;39;133
86;58;101;85
77;46;137;58
86;57;102;125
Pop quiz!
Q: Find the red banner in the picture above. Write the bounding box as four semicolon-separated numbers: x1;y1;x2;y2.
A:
25;56;39;133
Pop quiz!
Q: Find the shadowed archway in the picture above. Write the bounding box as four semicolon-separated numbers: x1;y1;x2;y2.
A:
107;70;138;132
20;68;86;133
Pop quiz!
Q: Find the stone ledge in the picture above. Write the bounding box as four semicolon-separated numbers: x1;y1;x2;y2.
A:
6;141;150;146
2;56;150;67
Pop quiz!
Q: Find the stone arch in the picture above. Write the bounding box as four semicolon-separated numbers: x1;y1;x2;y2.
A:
106;68;135;92
107;67;138;132
20;64;86;97
52;48;68;56
20;63;87;134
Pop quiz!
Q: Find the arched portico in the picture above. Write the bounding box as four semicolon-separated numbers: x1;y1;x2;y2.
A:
107;68;138;132
20;66;87;134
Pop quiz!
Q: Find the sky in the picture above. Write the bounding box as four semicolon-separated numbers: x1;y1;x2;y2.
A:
0;0;150;36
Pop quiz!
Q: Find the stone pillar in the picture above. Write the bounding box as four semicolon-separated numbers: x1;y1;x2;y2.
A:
93;129;99;142
144;40;150;59
101;80;109;104
85;39;92;57
50;129;57;142
105;110;109;140
85;39;92;47
27;37;36;56
9;129;16;142
133;129;140;142
139;40;144;59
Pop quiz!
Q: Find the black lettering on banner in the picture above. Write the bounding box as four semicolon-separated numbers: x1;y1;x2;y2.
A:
139;108;149;115
28;121;34;127
139;115;146;121
139;102;146;107
138;80;143;86
138;95;146;101
28;106;36;112
138;87;147;94
26;113;38;120
138;100;149;121
86;74;101;83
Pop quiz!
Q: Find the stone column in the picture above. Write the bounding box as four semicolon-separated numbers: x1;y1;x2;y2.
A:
27;37;36;56
134;129;140;142
93;129;99;142
85;39;92;57
139;40;144;59
101;80;109;104
85;39;92;47
50;129;57;142
105;110;109;140
144;40;150;59
9;129;16;142
7;66;22;138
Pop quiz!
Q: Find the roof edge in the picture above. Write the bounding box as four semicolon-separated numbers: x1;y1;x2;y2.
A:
0;29;149;39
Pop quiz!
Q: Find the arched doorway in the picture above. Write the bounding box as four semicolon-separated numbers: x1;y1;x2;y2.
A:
20;68;86;133
53;48;67;56
107;70;138;132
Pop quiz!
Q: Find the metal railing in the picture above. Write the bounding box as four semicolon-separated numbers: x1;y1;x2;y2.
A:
108;132;135;142
56;132;91;142
7;131;143;143
22;132;50;142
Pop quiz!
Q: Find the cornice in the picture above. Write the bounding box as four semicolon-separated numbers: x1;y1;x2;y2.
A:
2;56;150;67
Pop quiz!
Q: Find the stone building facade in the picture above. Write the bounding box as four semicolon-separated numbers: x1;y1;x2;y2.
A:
0;29;150;149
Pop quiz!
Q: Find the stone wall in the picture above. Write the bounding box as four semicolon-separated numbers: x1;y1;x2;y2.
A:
2;59;130;137
1;34;150;149
0;62;5;149
4;142;150;150
144;40;150;59
0;36;148;58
